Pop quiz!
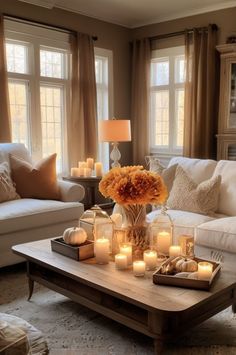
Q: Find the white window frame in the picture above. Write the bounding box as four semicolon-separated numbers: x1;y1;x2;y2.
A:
150;46;185;158
95;47;113;172
5;19;71;173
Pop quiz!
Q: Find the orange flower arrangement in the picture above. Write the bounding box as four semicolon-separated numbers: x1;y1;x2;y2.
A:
99;165;168;206
99;166;167;256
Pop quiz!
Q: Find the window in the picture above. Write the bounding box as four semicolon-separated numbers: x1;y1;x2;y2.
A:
95;48;113;172
5;20;113;174
5;20;70;173
150;46;185;155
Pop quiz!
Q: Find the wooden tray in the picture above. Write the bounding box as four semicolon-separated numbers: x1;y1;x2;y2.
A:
153;256;221;290
51;237;94;261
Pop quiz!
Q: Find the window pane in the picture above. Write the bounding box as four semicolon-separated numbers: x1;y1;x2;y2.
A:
8;81;30;148
6;43;27;74
175;55;185;83
96;55;109;172
151;91;169;146
40;49;64;79
151;58;169;86
176;89;184;147
40;86;63;171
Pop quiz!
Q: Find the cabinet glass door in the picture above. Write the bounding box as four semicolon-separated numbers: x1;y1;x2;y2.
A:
229;63;236;128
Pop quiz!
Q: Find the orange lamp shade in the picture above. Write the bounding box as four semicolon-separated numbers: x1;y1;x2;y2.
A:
98;120;131;142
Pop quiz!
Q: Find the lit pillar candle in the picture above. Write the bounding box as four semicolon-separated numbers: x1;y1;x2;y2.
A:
84;167;92;177
169;245;182;257
133;261;146;277
198;262;213;280
86;158;94;170
115;254;128;270
71;167;80;177
157;231;172;255
78;167;84;176
143;250;157;270
95;162;103;177
78;161;87;168
94;238;110;264
120;243;132;265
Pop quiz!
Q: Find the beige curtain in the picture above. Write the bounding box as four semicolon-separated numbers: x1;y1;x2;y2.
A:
183;24;218;158
131;38;151;166
0;15;11;142
69;33;97;167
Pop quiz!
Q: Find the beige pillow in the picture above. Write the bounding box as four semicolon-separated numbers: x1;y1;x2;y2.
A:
10;153;60;200
149;159;177;195
167;165;221;215
0;162;20;202
161;164;178;195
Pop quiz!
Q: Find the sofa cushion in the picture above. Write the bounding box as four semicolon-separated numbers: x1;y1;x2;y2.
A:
168;157;217;184
0;143;32;165
147;209;215;227
0;199;81;234
148;158;177;195
147;209;216;244
213;160;236;216
167;166;221;215
0;162;20;202
10;153;60;200
196;217;236;253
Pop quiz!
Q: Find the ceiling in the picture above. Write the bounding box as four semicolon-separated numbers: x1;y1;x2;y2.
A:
19;0;236;28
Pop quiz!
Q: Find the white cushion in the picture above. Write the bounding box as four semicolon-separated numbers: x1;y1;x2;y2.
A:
213;160;236;216
0;143;32;165
147;209;216;244
196;217;236;253
58;180;85;202
0;198;82;234
168;157;217;184
147;209;215;227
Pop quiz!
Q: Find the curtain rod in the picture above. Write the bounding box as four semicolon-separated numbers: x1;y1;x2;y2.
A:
149;24;218;41
3;14;98;41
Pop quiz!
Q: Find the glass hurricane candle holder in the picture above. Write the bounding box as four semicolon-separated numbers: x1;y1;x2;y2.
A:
79;205;113;243
149;206;173;256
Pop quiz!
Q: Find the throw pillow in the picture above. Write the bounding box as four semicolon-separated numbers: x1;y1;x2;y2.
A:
146;156;165;174
167;165;221;215
161;164;178;195
148;158;178;195
0;162;20;203
10;153;60;200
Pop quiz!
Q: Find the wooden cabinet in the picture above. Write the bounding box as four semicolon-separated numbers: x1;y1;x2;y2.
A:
217;44;236;160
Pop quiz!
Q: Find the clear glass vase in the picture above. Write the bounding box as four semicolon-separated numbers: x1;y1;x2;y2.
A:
122;204;149;260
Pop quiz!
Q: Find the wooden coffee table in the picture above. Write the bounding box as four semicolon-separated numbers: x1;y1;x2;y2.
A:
12;239;236;354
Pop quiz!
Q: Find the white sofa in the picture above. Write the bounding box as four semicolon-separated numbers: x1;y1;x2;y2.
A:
147;157;236;268
0;143;85;267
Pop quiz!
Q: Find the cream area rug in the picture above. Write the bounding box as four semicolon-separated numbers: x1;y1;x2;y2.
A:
0;264;235;355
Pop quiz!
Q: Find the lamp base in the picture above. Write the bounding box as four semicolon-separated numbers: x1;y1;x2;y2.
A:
110;142;121;168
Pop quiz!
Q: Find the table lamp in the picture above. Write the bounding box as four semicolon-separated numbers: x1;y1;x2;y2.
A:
98;119;131;168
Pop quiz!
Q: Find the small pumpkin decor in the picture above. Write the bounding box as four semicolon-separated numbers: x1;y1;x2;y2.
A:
175;258;198;273
63;227;87;245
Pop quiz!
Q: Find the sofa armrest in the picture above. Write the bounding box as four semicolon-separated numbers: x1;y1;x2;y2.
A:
58;180;85;202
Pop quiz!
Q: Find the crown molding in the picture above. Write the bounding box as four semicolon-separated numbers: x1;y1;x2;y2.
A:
17;0;236;29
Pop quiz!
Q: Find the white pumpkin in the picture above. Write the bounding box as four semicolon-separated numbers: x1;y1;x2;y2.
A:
176;258;198;272
63;227;87;245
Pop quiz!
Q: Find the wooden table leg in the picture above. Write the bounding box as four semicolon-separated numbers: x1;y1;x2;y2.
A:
232;288;236;313
28;278;34;301
154;339;164;354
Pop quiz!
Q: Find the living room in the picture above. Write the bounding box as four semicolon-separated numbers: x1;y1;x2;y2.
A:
0;0;236;354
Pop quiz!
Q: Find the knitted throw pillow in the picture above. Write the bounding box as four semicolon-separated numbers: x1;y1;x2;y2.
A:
0;162;20;202
167;165;221;215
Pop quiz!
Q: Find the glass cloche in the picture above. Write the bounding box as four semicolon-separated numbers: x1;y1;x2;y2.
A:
149;206;173;256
